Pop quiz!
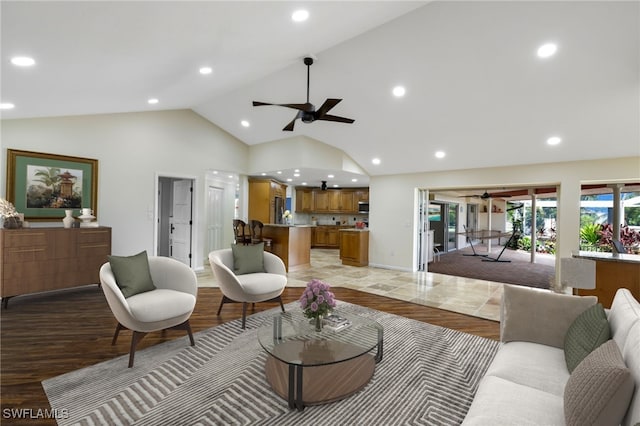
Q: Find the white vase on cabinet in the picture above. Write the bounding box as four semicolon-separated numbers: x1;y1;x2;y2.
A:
62;209;74;228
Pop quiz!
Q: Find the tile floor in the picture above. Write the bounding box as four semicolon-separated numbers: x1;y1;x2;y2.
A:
198;249;503;321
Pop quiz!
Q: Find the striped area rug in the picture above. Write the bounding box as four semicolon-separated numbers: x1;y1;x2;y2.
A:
43;302;499;425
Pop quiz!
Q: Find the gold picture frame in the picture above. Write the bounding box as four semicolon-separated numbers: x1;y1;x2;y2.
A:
6;149;98;221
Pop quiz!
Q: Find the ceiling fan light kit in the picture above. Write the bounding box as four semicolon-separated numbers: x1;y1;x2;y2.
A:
252;57;355;131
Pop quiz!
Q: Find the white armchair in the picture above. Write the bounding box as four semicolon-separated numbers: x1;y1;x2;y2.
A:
208;248;287;329
99;256;198;367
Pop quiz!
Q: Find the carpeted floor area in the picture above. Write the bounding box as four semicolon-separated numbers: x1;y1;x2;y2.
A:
43;302;499;425
428;244;555;289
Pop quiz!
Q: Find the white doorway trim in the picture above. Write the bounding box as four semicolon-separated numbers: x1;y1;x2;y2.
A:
154;172;198;268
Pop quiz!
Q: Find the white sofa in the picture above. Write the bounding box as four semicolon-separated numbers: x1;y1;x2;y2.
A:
463;285;640;426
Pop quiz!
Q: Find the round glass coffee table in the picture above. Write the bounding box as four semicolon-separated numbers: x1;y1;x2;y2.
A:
257;310;383;411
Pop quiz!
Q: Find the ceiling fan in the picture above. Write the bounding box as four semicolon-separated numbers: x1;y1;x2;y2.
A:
252;57;355;131
461;190;512;200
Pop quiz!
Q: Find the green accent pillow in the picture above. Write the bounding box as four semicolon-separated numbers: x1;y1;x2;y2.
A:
108;251;156;298
564;303;610;372
231;243;265;275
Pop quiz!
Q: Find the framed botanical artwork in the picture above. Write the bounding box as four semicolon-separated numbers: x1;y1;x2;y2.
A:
6;149;98;221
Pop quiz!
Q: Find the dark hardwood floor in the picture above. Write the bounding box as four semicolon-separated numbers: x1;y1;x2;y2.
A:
0;285;499;425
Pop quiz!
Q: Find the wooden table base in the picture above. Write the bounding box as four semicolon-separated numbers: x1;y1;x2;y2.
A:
264;340;376;410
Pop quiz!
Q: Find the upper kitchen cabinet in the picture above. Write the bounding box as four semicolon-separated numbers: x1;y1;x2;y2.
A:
249;178;287;224
295;188;313;213
295;187;369;214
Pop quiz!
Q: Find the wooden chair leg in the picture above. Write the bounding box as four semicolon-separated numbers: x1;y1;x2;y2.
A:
128;331;147;368
184;320;195;346
241;302;248;329
112;323;125;345
217;295;228;315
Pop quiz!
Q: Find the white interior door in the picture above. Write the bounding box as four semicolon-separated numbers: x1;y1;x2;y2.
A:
207;185;224;252
171;179;193;266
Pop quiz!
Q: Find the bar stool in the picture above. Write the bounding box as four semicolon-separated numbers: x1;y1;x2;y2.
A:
249;220;272;251
233;219;251;245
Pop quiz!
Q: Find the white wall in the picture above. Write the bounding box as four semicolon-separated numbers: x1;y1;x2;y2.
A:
369;157;640;272
1;109;248;269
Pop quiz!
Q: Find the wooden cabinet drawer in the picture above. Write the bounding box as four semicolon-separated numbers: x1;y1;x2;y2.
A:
3;231;47;247
4;246;47;263
77;229;111;243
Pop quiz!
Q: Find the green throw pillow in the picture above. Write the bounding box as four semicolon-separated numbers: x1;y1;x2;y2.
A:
231;243;265;275
108;251;156;298
564;303;610;372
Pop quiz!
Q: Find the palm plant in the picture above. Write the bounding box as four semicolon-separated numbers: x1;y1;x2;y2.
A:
580;223;601;250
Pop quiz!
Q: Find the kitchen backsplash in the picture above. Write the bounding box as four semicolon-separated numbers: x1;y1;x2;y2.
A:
295;213;368;226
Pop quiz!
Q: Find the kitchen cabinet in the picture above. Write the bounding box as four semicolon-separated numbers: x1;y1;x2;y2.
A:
297;187;369;214
329;191;354;212
339;229;369;266
313;191;330;212
0;227;112;307
312;225;341;248
295;189;313;213
249;178;287;224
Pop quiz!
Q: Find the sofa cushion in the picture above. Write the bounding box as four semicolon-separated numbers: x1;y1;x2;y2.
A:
564;340;634;426
608;288;640;350
462;375;565;426
108;250;156;298
501;284;597;348
231;243;265;275
564;303;610;372
621;321;640;426
484;341;569;397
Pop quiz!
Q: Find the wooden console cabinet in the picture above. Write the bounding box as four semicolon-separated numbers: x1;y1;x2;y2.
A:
0;227;112;307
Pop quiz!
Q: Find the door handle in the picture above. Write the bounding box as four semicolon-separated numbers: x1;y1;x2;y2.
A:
171;224;175;233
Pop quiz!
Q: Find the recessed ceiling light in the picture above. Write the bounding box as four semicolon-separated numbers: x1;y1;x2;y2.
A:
292;9;309;22
11;56;35;67
0;103;15;110
351;178;358;182
392;86;406;97
199;66;213;75
372;158;381;165
147;98;159;105
327;174;335;178
294;169;300;173
261;172;267;176
294;173;300;177
537;43;558;58
302;182;308;186
333;184;339;188
287;178;293;182
241;120;250;127
547;136;562;145
435;151;446;159
277;171;282;174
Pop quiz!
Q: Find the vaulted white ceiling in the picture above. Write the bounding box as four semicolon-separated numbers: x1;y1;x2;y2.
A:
2;1;638;189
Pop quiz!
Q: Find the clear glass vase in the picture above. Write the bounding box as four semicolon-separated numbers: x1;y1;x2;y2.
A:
315;316;323;332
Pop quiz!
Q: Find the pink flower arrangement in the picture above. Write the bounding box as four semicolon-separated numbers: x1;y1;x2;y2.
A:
299;279;336;319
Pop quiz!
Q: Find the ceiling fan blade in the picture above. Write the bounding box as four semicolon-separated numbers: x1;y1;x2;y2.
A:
283;119;296;132
315;114;355;124
316;98;342;117
283;111;303;131
252;101;310;111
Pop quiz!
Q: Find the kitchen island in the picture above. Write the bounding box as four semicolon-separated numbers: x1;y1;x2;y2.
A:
573;250;640;308
339;228;369;266
262;225;313;271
